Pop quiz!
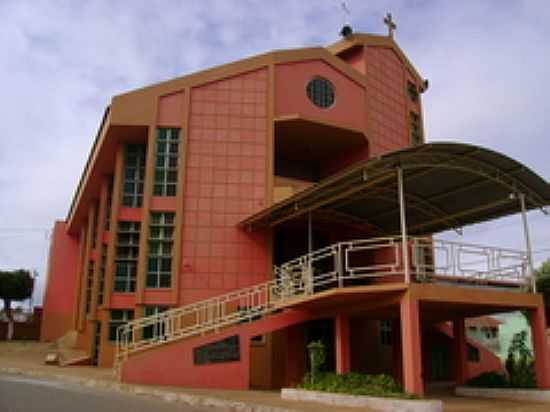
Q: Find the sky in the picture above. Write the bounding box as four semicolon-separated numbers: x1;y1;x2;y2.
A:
0;0;549;306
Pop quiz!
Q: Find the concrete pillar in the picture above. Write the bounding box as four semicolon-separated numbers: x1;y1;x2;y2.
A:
335;314;351;374
529;304;550;389
452;318;468;386
400;293;424;395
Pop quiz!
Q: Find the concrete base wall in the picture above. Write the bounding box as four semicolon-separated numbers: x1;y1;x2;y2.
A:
456;386;550;403
281;388;443;412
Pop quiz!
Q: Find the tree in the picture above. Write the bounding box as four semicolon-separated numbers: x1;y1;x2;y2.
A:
0;269;34;340
535;259;550;326
505;330;535;388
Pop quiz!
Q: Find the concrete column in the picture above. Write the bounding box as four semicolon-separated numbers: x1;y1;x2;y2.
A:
452;318;468;386
400;293;424;395
335;314;351;374
529;304;550;388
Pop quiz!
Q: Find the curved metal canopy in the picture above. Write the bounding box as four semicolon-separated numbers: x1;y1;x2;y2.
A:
241;142;550;235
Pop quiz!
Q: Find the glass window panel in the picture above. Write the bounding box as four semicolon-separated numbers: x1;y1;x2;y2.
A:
166;184;176;196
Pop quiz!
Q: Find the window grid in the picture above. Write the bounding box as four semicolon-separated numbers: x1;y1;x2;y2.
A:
114;222;140;293
306;77;335;108
122;144;146;207
143;306;169;340
96;245;107;306
85;260;94;315
407;81;419;102
410;111;422;146
153;128;180;197
108;309;134;341
146;212;174;288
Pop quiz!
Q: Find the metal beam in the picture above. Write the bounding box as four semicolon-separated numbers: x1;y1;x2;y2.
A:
518;193;536;293
398;168;410;283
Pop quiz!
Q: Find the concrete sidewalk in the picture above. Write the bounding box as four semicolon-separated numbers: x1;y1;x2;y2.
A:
0;342;360;412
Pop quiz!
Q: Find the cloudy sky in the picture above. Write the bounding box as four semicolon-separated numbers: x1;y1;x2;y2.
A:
1;0;549;305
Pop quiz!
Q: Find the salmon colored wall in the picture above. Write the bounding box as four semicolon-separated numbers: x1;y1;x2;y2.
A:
180;69;269;305
275;60;365;132
364;47;411;157
41;221;80;342
158;92;185;127
110;293;135;309
337;46;366;74
435;323;504;381
121;309;312;389
118;207;142;222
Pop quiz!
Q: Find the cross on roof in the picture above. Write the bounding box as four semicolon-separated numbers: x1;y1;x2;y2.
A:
384;12;396;38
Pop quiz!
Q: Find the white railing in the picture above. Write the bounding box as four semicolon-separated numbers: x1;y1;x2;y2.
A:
115;236;529;370
412;238;528;284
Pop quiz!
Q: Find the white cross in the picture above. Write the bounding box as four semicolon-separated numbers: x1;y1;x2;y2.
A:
384;12;396;38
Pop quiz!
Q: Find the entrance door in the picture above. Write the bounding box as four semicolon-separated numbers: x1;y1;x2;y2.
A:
431;344;449;381
305;319;335;372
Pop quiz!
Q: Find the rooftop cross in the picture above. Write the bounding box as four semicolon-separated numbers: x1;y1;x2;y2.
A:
383;12;396;38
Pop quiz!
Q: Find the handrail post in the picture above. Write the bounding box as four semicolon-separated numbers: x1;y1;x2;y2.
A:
397;168;411;283
518;193;536;292
337;244;344;288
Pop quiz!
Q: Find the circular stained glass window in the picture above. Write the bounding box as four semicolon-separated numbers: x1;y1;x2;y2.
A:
306;77;335;108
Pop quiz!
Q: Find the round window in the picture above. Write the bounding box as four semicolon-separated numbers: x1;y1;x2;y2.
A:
306;77;335;108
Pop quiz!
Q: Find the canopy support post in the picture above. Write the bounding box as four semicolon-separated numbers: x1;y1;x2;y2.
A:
518;193;536;293
308;212;313;255
398;168;411;283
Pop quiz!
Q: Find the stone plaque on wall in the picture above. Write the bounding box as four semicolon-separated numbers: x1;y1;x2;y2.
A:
193;335;240;365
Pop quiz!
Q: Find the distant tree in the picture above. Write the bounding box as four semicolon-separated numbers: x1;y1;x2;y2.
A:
535;259;550;326
0;269;34;340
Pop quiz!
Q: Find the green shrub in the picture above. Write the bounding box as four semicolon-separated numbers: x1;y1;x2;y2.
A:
506;331;536;388
467;372;509;388
298;372;414;399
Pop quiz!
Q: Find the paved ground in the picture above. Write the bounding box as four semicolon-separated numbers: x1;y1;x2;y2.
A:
427;385;550;412
0;373;212;412
1;342;550;411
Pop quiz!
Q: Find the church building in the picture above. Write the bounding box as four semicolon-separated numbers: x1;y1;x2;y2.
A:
41;18;550;396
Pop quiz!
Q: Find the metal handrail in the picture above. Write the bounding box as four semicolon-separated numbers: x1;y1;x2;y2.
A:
114;236;529;372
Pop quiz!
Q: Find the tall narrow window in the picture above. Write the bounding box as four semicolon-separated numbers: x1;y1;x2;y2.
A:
85;260;94;315
108;309;134;341
153;128;180;197
410;111;423;146
407;81;419;102
97;245;107;306
146;212;174;288
122;144;145;207
114;222;140;292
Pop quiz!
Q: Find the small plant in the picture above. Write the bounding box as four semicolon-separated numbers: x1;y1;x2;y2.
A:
306;340;326;384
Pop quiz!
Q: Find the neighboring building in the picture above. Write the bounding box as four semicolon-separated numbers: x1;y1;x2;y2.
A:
466;316;502;354
493;311;533;360
41;25;550;396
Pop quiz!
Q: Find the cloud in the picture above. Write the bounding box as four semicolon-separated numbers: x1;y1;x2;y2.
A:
0;0;549;306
